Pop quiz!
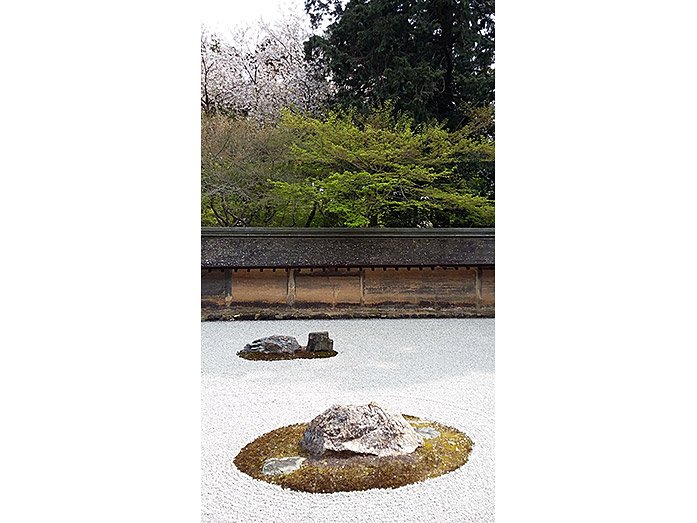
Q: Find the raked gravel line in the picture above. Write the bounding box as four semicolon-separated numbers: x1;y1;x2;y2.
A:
202;318;494;523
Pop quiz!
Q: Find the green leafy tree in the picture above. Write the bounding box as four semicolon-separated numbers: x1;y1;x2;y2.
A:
201;107;493;228
304;0;495;129
201;113;302;226
270;107;494;227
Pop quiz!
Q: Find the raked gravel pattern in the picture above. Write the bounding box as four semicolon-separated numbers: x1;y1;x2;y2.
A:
202;318;494;523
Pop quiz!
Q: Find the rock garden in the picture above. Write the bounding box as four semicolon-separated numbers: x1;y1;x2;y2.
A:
201;318;495;522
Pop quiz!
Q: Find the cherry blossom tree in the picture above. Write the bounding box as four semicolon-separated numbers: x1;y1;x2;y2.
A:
201;14;331;122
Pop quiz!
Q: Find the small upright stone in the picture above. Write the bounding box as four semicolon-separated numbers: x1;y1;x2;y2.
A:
306;331;333;352
240;335;301;355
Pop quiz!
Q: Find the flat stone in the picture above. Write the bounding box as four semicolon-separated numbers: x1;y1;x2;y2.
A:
301;403;424;457
240;335;301;354
306;331;334;352
261;456;306;476
415;427;440;439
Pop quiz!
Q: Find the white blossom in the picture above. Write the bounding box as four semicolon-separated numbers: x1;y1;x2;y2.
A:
201;14;331;122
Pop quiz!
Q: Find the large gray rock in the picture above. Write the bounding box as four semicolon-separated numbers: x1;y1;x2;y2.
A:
240;335;301;354
306;331;334;352
301;403;424;457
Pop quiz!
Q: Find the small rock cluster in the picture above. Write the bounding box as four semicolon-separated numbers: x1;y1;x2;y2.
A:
239;332;334;357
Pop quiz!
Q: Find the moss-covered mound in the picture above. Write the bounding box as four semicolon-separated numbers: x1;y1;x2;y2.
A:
233;415;473;493
237;350;338;361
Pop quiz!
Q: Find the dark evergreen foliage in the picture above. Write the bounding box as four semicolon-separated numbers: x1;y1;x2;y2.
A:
305;0;495;129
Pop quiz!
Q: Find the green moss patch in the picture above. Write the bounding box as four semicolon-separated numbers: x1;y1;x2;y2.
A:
233;416;473;493
237;350;338;361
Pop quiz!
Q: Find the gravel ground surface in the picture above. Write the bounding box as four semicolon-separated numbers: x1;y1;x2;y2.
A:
202;318;494;523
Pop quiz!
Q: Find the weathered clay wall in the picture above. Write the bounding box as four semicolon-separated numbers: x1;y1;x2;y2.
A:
232;270;288;304
480;268;495;306
294;270;362;306
201;266;494;318
201;228;494;319
363;267;478;306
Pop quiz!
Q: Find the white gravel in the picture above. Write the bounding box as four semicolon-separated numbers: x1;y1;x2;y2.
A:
202;318;494;523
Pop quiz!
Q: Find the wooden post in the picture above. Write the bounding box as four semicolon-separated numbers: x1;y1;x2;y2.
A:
359;268;365;306
224;268;232;305
475;267;482;305
287;268;296;306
